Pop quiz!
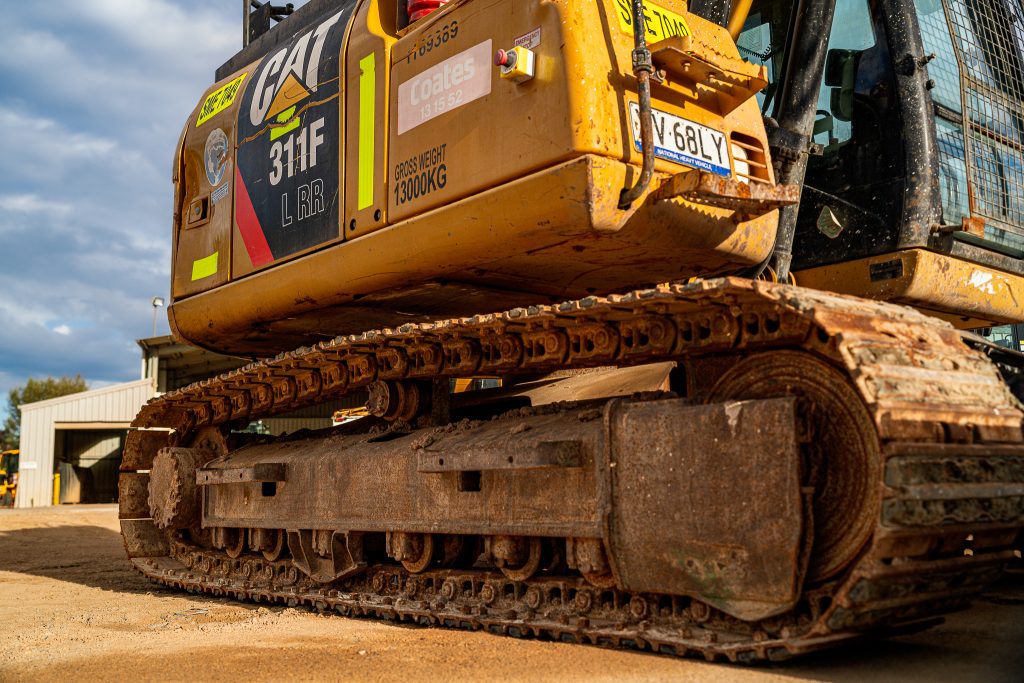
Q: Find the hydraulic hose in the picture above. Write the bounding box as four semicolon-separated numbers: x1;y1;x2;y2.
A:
618;0;656;209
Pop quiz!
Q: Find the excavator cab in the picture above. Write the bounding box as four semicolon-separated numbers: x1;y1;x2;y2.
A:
729;0;1024;328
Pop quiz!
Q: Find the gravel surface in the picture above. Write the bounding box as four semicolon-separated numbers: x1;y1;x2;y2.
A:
1;505;1022;682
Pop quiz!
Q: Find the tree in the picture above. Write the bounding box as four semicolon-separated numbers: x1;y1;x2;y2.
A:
2;375;89;449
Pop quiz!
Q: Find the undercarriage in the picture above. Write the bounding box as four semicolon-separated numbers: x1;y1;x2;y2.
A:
120;278;1024;662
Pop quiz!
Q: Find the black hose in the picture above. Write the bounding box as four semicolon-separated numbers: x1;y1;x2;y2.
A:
618;0;656;209
766;0;837;281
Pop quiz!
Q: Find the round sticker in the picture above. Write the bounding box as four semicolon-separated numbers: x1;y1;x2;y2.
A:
204;127;230;187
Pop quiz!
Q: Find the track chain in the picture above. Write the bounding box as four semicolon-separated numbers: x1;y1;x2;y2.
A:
120;277;1024;661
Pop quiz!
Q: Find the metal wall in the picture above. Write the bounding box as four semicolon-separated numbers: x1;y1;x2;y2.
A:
16;379;154;507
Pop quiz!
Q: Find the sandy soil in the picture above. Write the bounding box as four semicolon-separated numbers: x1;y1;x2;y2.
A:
1;505;1022;682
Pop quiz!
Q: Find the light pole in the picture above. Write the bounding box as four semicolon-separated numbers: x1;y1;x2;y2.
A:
151;296;165;337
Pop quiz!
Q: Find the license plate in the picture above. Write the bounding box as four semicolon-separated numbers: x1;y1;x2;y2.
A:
628;102;731;177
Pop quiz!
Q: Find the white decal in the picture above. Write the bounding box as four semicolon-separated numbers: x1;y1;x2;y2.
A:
20;461;38;470
397;40;492;135
281;179;326;226
211;182;230;204
268;117;326;187
514;27;541;49
249;11;344;127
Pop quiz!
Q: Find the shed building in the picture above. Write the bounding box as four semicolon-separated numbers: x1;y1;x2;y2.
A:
16;379;155;507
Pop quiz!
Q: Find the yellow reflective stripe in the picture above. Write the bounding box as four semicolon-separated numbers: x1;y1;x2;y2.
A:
270;106;300;141
196;73;247;127
611;0;691;40
191;251;219;281
357;53;376;211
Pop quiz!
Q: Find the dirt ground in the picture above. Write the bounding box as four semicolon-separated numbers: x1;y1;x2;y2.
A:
1;506;1022;682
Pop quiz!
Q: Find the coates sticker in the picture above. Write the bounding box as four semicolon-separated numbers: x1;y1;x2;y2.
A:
234;8;350;268
610;0;691;42
196;73;247;127
204;128;230;187
514;27;541;50
397;40;492;135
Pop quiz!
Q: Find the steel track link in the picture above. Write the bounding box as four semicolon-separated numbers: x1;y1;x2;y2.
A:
119;277;1024;662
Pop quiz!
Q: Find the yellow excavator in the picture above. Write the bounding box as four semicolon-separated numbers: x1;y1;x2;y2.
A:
120;0;1024;662
1;449;19;507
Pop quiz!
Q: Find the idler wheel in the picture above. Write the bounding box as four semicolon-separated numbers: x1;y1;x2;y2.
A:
707;350;882;582
148;447;206;529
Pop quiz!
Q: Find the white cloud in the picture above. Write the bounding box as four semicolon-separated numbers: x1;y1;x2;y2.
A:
75;0;239;59
52;325;71;336
0;106;124;186
0;194;71;215
0;299;53;329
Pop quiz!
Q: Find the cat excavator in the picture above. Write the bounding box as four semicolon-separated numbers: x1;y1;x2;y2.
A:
120;0;1024;661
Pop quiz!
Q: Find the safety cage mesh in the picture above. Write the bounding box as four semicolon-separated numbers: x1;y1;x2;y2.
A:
918;0;1024;253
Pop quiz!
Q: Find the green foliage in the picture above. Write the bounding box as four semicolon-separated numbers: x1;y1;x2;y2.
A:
2;375;89;449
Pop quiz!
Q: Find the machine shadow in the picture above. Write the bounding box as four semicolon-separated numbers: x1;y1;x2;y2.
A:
0;520;437;626
0;523;178;596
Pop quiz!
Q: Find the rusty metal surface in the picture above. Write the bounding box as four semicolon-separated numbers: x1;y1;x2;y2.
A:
287;530;367;584
120;429;171;472
197;462;287;485
120;277;1024;662
648;35;769;115
654;170;800;211
117;473;150;519
119;519;170;559
416;440;583;472
607;397;803;621
705;350;882;583
199;407;605;538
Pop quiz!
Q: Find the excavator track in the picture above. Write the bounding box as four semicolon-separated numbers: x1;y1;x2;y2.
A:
119;277;1024;662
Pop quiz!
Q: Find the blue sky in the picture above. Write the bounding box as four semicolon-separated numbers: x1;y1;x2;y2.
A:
0;1;309;418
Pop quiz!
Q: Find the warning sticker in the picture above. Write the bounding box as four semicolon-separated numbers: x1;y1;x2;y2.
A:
610;0;691;42
196;74;247;127
514;27;541;50
397;40;492;135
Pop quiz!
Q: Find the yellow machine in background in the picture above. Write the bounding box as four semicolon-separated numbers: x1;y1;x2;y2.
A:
0;449;19;507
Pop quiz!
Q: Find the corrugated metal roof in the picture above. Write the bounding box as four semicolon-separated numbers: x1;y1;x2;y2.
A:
19;378;154;413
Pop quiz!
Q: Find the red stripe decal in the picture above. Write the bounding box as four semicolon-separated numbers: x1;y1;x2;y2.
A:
234;167;274;268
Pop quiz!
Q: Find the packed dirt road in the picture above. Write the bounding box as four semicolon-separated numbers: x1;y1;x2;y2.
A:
1;505;1022;682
